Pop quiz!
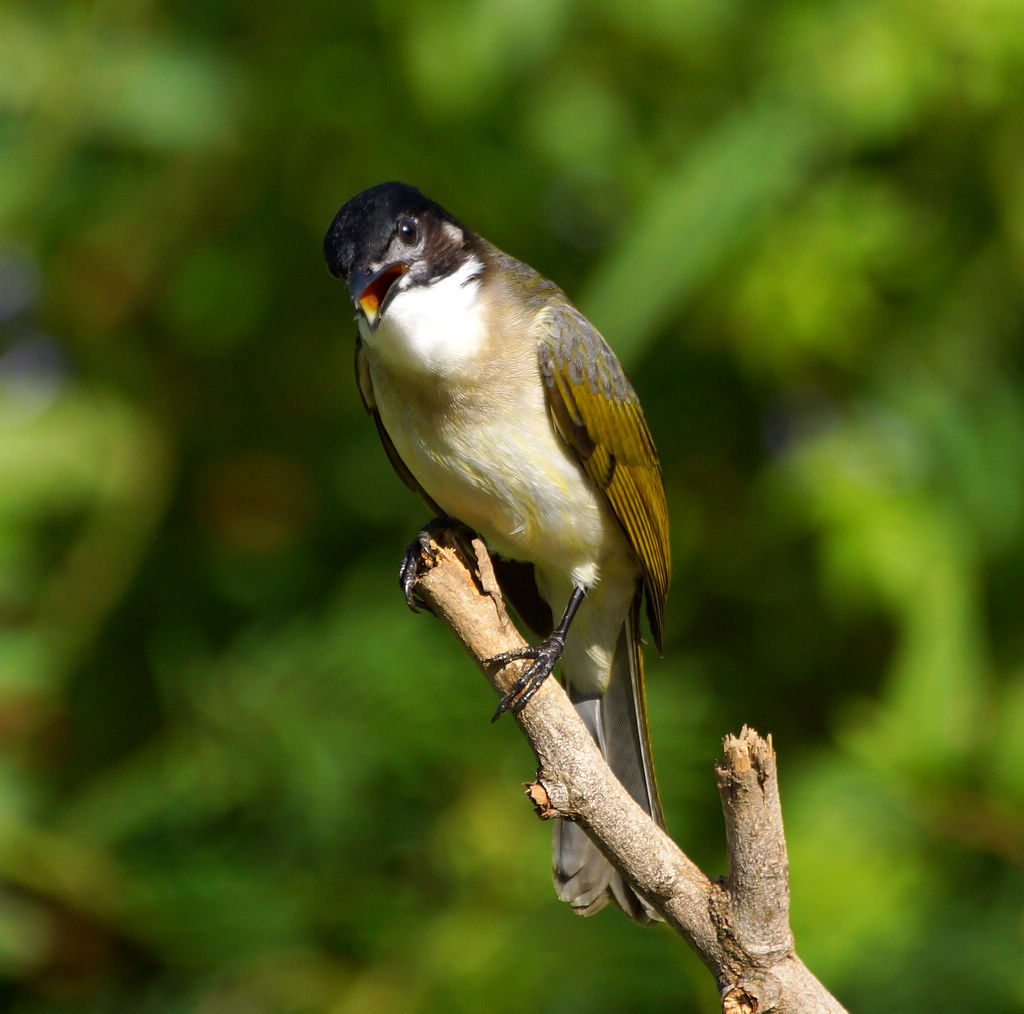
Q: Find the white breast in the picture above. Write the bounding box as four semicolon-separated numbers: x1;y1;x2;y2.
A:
364;258;486;378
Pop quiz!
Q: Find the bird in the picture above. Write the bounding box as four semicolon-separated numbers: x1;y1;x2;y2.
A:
323;182;670;922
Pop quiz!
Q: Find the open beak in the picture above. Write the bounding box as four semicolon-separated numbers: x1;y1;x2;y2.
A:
348;263;409;332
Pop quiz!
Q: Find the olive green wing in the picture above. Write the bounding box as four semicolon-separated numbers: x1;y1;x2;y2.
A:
537;305;670;650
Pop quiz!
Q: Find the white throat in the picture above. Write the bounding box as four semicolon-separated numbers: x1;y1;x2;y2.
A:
365;258;485;377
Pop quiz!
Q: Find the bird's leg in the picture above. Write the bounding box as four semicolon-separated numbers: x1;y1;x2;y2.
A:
489;585;586;721
398;517;476;612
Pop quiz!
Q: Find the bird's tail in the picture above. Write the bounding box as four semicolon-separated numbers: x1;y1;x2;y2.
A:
553;596;664;923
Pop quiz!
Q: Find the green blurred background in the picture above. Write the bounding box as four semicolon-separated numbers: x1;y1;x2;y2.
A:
2;0;1024;1011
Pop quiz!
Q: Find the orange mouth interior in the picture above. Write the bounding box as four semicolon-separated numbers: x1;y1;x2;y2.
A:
359;264;407;316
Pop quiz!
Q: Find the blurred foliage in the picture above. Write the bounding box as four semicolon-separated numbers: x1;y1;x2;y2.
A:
1;0;1023;1010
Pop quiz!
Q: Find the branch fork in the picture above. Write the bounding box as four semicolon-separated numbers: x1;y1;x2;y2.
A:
406;525;847;1014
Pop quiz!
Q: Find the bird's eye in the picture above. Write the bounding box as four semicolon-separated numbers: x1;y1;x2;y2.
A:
396;217;418;245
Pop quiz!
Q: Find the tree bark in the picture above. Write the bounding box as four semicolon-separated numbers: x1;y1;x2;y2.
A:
407;525;849;1014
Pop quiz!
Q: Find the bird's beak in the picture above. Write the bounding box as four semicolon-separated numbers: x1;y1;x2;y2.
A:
348;263;409;332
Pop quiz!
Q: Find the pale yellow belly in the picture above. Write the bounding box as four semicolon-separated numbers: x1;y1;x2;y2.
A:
371;364;624;587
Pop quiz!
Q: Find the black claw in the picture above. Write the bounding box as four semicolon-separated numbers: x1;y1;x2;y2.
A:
488;585;586;722
398;518;477;613
488;632;566;721
399;536;429;612
399;520;447;612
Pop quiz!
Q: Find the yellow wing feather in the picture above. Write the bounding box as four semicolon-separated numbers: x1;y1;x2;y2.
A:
538;305;671;649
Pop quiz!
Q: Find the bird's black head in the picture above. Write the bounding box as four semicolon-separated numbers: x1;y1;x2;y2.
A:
323;182;479;330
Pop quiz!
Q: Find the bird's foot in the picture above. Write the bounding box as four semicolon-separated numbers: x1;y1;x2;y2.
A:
399;518;475;612
488;631;567;721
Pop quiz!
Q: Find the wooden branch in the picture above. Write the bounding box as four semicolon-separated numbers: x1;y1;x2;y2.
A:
407;526;849;1013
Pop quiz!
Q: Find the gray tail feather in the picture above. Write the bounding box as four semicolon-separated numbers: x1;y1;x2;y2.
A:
553;601;664;923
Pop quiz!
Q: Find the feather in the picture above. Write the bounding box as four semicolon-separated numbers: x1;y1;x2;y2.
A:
536;304;671;651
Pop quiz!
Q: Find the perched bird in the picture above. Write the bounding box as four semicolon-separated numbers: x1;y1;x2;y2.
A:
324;182;670;921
